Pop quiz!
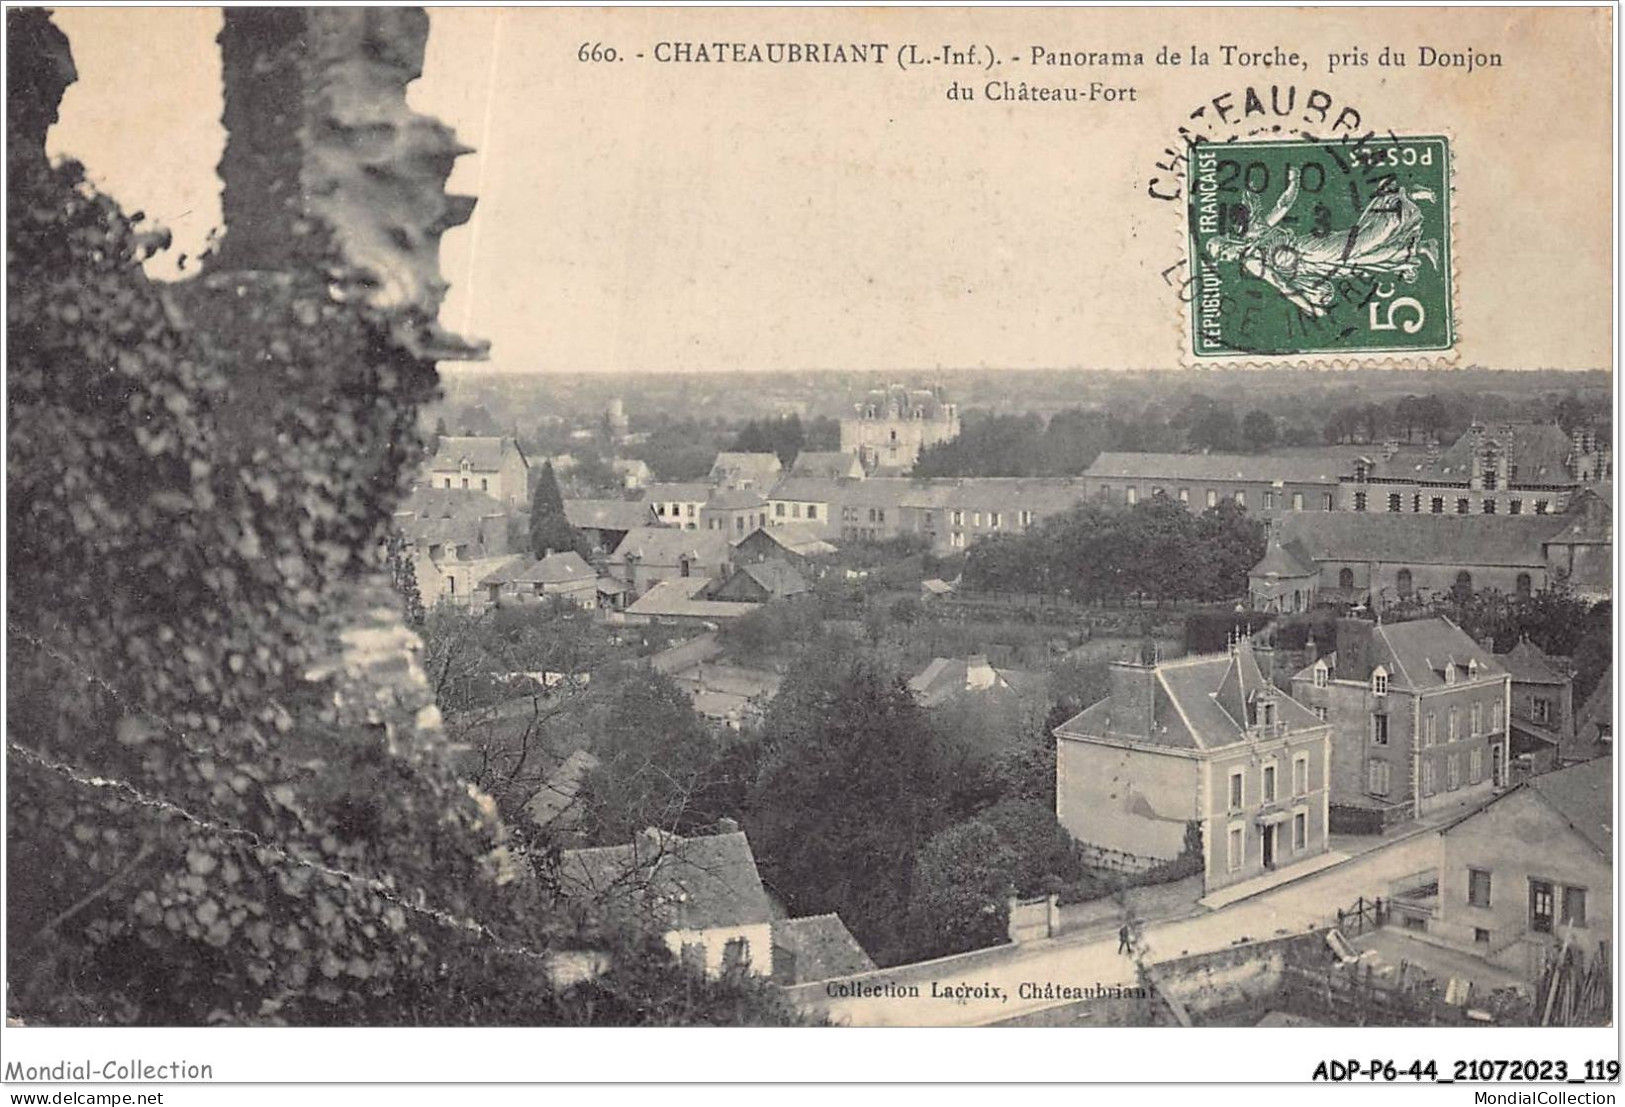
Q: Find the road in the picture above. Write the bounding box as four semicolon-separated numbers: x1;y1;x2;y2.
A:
796;831;1440;1027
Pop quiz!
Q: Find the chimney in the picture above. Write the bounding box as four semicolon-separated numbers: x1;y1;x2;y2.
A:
965;654;997;691
1109;660;1157;739
1304;632;1319;664
1335;618;1376;681
714;816;740;835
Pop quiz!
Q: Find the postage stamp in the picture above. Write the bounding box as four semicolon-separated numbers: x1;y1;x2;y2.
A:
1186;135;1453;359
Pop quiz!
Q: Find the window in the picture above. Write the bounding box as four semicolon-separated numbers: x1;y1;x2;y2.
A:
735;517;745;532
461;477;469;489
1263;490;1276;510
1421;760;1437;795
1207;489;1218;508
1484;469;1499;491
1425;711;1437;746
1445;663;1458;686
1533;696;1551;724
1529;880;1555;933
1468;868;1492;908
1534;499;1550;515
1515;573;1532;598
1453;570;1473;600
1312;661;1328;688
1562;886;1588;928
951;510;963;526
1371;667;1389;696
481;478;489;491
775;502;785;517
1431;496;1444;514
1397;568;1413;597
1388;492;1402;512
1258;700;1276;729
1125;488;1138;506
1293;754;1309;796
1475;928;1491;945
1293;811;1307;851
1234;490;1246;506
1228;770;1244;811
1179;488;1190;504
1455;498;1470;515
1314;705;1328;721
1509;498;1523;515
990;512;1001;529
1412;494;1423;513
444;478;452;489
807;504;817;520
1482;498;1496;514
1262;763;1277;803
1371;713;1389;745
1470;746;1483;783
1339;567;1355;591
686;503;695;517
656;503;667;517
792;503;802;518
1471;702;1483;735
1291;492;1304;511
1447;753;1461;790
1368;759;1391;796
1490;702;1502;732
972;512;981;527
1353;492;1367;512
1448;706;1459;741
1099;485;1112;503
1227;825;1244;872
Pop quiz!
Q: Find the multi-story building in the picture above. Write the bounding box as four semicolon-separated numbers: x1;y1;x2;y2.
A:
839;384;960;474
606;527;733;596
1290;618;1511;832
1258;512;1588;610
1499;638;1574;777
1429;757;1611;984
708;452;782;491
1341;422;1610;519
1055;638;1333;894
421;435;530;507
700;489;770;537
643;482;711;531
1080;451;1355;518
897;478;1085;551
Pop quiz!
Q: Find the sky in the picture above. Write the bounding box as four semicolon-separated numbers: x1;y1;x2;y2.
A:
44;7;1614;375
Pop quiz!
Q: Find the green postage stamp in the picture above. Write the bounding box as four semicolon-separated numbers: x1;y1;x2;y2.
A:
1187;135;1452;359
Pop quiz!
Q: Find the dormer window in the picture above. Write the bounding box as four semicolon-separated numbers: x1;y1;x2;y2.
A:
1312;660;1328;689
1371;667;1389;696
1467;658;1479;679
1444;664;1457;686
1259;700;1276;729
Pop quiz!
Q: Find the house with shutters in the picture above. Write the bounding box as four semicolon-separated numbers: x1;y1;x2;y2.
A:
422;435;530;507
1430;757;1611;984
1290;617;1511;832
1054;637;1332;894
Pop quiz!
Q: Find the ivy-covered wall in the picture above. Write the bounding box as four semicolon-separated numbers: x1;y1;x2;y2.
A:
4;7;555;1025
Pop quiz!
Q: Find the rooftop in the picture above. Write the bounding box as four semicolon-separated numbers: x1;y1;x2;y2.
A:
609;526;732;566
1085;450;1356;485
479;551;596;587
563;498;658;531
1276;512;1568;569
556;829;775;931
428;435;523;472
625;578;759;621
1446;757;1611;859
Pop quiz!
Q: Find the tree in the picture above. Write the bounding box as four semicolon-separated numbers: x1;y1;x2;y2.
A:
529;461;589;558
745;646;957;964
1240;409;1278;453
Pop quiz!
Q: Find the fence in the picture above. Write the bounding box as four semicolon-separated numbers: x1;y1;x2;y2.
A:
1335;895;1390;937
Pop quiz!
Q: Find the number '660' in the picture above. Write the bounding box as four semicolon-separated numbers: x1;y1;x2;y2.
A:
1368;282;1425;333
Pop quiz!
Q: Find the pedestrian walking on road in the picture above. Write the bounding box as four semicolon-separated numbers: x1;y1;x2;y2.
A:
1118;925;1131;955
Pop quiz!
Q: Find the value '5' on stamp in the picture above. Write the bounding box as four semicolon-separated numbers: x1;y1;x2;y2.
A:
1187;136;1453;359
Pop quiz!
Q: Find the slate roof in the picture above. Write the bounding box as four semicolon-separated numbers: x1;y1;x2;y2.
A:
1056;643;1327;752
1446;758;1611;860
704;488;769;511
1564;666;1613;763
1295;617;1506;692
641;482;714;504
557;830;775;931
625;578;759;621
649;632;724;675
709;452;783;485
771;914;876;984
479;551;595;587
429;436;521;472
1250;539;1318;579
1276;512;1567;569
908;657;1037;707
609;526;732;567
767;477;847;503
1500;639;1570;686
731;560;810;598
564;498;659;531
1085;450;1354;485
524;750;601;829
1370;423;1577;484
740;524;838;557
789;451;864;479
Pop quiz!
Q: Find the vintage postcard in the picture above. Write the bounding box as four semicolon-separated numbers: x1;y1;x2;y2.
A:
2;2;1615;1097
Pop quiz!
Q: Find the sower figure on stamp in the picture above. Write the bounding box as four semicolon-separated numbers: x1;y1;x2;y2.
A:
1206;165;1440;317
